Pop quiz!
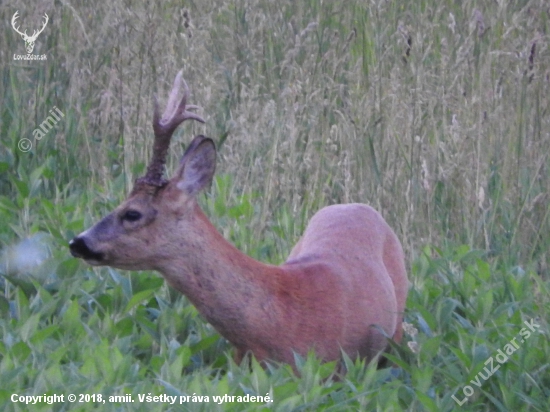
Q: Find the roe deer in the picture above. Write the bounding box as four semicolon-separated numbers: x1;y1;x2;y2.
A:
69;71;408;366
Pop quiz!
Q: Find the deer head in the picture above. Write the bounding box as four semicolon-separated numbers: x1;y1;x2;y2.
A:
11;11;49;54
69;71;209;270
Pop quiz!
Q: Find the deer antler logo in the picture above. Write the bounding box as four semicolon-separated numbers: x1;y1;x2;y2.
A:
11;11;49;54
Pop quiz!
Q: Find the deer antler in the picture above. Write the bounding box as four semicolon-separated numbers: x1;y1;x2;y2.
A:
11;11;28;37
138;71;205;187
11;11;48;40
32;13;49;40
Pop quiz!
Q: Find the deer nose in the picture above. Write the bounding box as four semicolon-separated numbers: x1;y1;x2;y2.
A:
69;237;104;261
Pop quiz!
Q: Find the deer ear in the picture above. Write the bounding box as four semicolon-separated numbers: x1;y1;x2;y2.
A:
175;135;216;195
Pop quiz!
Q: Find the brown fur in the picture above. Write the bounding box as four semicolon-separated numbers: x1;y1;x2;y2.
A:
70;137;408;366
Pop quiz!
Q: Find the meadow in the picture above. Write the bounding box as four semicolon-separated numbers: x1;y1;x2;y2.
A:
0;0;549;410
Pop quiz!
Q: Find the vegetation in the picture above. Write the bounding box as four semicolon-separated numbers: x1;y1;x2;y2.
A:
1;0;548;410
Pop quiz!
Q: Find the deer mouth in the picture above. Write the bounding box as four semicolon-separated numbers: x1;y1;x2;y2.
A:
69;237;105;263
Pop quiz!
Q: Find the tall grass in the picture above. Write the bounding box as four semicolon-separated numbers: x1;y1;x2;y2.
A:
0;0;549;411
2;0;549;266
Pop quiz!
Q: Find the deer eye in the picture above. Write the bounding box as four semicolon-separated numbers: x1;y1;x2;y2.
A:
122;210;142;222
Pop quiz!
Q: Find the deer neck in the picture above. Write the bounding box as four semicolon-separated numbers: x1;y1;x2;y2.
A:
154;203;279;345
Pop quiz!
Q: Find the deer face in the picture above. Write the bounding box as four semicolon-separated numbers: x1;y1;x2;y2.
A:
70;189;161;269
69;137;216;271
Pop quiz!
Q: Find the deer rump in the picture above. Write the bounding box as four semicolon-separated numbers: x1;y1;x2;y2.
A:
224;203;407;365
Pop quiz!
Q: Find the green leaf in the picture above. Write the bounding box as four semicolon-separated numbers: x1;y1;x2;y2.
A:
80;356;98;379
0;195;18;212
0;295;10;317
56;258;80;278
20;314;40;342
15;287;30;320
169;345;191;378
419;336;442;362
476;259;491;281
415;389;438;412
190;334;220;354
30;325;60;345
12;178;29;198
479;289;493;322
115;317;135;337
62;299;82;333
12;341;31;362
3;275;36;298
124;288;157;313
